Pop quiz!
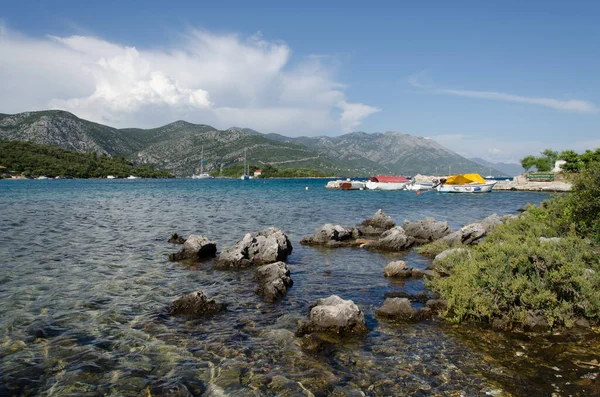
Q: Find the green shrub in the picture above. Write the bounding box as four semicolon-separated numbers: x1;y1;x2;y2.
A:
417;239;453;258
559;162;600;242
431;211;600;329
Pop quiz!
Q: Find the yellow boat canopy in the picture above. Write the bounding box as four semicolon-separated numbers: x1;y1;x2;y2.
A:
444;173;486;185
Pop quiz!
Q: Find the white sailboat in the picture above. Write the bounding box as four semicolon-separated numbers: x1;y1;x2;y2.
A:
240;148;249;180
192;146;213;179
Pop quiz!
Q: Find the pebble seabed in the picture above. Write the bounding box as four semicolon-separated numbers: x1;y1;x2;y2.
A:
1;179;598;396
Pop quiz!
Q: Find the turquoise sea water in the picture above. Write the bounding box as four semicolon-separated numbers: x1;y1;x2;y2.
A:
0;178;596;396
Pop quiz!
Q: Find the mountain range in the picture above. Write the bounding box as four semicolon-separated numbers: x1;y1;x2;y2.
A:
0;110;515;177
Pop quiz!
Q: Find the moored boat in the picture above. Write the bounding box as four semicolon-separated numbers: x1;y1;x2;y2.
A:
434;173;496;193
365;175;410;190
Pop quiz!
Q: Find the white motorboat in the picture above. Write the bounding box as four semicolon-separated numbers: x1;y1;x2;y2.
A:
364;175;410;190
434;174;497;193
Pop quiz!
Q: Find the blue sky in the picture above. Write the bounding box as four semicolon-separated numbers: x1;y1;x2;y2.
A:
1;0;598;162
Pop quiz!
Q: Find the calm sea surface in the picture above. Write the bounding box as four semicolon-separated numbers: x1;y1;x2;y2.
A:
1;178;597;396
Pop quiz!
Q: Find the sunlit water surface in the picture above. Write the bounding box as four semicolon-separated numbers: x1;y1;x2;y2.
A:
1;178;598;396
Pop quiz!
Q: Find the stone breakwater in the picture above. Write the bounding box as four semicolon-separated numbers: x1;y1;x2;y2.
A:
412;174;572;192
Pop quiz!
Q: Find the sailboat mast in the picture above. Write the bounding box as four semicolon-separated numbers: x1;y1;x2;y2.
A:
200;146;204;174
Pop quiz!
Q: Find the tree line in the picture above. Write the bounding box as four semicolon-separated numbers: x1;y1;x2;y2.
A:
521;148;600;173
0;140;173;178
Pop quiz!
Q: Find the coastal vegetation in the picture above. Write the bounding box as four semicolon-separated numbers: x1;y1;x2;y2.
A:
0;140;173;178
427;158;600;330
520;147;600;173
214;163;333;178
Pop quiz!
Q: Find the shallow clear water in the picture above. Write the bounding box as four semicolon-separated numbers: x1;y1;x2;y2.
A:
0;178;598;396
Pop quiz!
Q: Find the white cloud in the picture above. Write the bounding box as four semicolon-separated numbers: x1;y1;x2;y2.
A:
338;101;381;132
0;25;378;134
409;73;598;114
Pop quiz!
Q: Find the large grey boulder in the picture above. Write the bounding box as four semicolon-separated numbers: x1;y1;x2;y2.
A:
364;227;414;251
402;217;451;244
214;227;293;269
375;298;431;321
300;223;355;247
255;262;293;302
384;260;413;278
297;295;368;336
168;235;217;261
442;222;487;245
168;290;224;316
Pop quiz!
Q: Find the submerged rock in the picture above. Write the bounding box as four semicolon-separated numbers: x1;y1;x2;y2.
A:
297;295;368;337
168;290;224;317
523;311;549;332
168;233;186;244
168;235;217;261
402;217;452;244
375;298;432;321
255;261;293;302
364;227;414;251
214;227;293;269
383;260;413;278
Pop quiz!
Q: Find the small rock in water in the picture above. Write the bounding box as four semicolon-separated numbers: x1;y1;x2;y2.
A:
168;290;224;317
297;295;368;337
168;233;186;244
255;261;293;302
168;235;217;261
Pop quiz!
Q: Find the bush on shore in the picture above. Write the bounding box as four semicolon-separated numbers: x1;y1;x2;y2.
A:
429;161;600;330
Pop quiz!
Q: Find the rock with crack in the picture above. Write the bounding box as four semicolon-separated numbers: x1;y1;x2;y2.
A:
255;261;293;302
214;227;293;269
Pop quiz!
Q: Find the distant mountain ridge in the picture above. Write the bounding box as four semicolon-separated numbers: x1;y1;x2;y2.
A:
1;109;500;177
469;157;524;177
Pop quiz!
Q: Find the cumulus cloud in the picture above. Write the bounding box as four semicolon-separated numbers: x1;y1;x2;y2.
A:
409;73;598;114
0;25;378;134
338;101;380;132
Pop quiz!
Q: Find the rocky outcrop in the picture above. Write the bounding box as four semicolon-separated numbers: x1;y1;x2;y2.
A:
300;224;357;247
255;262;293;302
364;227;414;251
168;290;224;316
168;233;186;244
402;217;451;244
168;235;217;261
384;260;413;278
480;214;503;232
214;227;293;269
297;295;368;337
442;223;487;245
439;214;502;246
375;298;431;321
358;209;395;236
